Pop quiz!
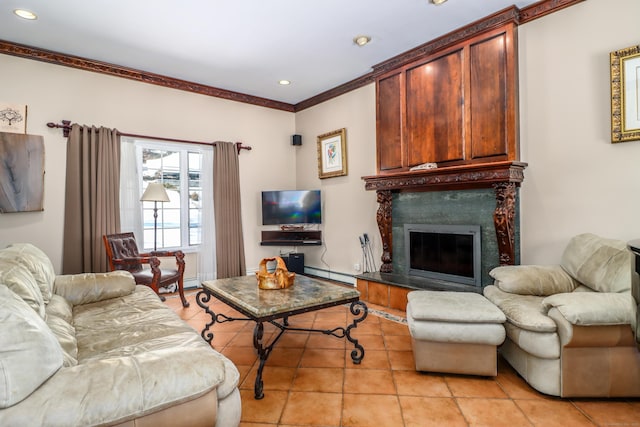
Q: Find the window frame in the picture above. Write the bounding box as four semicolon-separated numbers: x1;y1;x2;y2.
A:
137;140;205;252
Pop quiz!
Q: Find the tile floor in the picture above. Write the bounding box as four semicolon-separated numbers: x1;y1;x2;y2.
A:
165;290;640;427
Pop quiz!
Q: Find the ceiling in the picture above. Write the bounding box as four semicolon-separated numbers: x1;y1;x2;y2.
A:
0;0;539;105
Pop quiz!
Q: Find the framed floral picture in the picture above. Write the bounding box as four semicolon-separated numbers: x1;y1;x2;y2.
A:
610;44;640;143
0;103;27;134
317;128;347;179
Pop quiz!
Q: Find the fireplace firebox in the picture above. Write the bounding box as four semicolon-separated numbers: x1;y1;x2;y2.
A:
404;224;482;287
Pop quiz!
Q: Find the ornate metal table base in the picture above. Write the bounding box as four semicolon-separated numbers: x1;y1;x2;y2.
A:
196;290;367;399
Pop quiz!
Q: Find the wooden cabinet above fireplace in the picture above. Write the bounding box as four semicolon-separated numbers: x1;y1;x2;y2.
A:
374;17;518;174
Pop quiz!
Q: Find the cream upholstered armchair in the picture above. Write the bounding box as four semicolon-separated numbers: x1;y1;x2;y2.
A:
483;233;640;397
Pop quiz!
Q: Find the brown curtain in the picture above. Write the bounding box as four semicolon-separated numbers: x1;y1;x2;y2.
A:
213;141;246;278
62;124;121;274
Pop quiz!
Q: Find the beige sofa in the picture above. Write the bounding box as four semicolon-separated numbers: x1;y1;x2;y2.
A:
484;233;640;397
0;243;241;426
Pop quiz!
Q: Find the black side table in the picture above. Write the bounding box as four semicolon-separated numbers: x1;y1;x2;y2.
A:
626;240;640;347
628;239;640;270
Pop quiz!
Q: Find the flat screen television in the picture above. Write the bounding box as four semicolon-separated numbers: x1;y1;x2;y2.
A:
261;190;321;225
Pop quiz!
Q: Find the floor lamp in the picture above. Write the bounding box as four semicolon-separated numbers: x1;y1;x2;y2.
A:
140;182;170;252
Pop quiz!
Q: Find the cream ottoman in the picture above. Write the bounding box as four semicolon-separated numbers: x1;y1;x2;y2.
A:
406;290;506;376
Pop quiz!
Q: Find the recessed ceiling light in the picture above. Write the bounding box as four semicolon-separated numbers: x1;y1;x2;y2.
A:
353;35;371;47
430;0;448;5
278;80;291;85
14;9;37;20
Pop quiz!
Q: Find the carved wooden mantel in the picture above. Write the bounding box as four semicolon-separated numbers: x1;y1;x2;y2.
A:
362;161;527;273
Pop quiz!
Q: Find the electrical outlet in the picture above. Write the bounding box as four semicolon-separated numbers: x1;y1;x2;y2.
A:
354;263;361;272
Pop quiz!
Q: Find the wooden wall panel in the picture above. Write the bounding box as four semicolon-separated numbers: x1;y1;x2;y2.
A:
406;49;465;166
377;73;404;171
469;33;508;160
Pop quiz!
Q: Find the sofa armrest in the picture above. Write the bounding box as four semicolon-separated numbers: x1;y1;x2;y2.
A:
0;347;225;426
490;264;580;296
53;271;136;305
542;292;635;326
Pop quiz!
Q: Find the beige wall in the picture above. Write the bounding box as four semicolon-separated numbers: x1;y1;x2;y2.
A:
294;85;379;278
0;54;295;273
518;0;640;263
2;0;638;277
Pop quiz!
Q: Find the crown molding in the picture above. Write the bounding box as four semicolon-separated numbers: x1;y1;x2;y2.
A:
519;0;585;24
294;73;375;112
372;6;520;77
0;40;295;112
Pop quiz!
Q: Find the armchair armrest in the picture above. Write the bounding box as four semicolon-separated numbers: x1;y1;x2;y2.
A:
111;256;162;279
111;255;160;268
490;264;580;296
542;292;635;326
53;271;136;305
141;250;185;269
143;250;185;278
146;249;184;260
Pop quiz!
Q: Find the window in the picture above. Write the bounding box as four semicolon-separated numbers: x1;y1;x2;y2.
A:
120;136;215;282
126;139;209;251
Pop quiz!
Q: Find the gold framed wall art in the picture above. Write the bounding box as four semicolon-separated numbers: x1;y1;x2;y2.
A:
317;128;347;179
610;44;640;143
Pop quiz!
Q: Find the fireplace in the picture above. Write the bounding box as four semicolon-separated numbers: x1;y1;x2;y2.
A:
404;224;482;287
356;162;525;310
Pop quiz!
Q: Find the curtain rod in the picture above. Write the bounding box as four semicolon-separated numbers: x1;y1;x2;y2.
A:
46;120;252;154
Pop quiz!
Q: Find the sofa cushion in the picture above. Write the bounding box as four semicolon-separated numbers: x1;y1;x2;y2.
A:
53;271;135;306
0;259;45;318
407;304;506;345
45;315;78;367
407;291;506;323
503;322;561;359
490;265;579;296
1;243;55;303
542;292;635;326
0;285;64;408
45;294;74;324
73;286;204;361
561;233;632;293
483;285;557;333
44;295;77;366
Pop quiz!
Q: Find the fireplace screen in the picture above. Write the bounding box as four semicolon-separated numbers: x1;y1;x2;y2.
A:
404;224;481;287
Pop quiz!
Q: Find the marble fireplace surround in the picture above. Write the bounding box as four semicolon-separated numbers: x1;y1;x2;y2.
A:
361;161;527;290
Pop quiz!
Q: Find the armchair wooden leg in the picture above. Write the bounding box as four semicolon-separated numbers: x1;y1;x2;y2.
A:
149;284;166;302
178;277;189;308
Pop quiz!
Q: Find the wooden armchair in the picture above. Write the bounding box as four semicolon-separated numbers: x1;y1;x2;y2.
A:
103;232;189;307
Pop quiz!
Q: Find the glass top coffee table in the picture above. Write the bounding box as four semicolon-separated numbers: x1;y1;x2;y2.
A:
197;274;367;399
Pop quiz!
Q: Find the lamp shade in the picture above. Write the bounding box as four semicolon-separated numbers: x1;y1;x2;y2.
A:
140;182;170;202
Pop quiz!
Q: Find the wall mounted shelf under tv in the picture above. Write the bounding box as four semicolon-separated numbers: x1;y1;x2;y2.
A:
260;230;322;246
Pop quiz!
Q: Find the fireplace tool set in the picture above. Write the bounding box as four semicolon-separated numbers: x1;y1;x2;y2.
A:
359;233;376;273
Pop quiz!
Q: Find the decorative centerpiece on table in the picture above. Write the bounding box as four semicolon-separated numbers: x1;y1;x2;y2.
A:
256;257;295;289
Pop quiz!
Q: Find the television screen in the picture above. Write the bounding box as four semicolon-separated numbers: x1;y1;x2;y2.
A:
261;190;321;225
